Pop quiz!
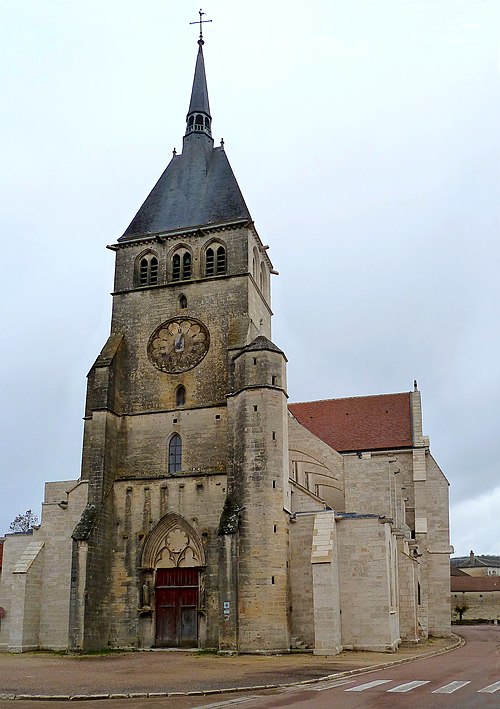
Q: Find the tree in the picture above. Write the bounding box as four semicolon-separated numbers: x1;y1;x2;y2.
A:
9;509;39;533
454;602;468;624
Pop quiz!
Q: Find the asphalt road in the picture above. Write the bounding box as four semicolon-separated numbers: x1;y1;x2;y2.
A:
2;626;498;709
224;625;500;709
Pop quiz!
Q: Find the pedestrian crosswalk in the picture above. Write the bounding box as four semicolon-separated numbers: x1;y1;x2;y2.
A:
386;680;430;693
432;680;470;694
313;677;500;695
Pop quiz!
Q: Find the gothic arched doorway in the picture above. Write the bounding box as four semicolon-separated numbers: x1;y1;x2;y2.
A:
141;513;206;648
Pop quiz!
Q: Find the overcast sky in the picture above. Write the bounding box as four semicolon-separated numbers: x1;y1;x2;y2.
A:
1;1;499;557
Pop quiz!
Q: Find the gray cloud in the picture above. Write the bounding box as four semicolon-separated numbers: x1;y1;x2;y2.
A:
1;1;498;555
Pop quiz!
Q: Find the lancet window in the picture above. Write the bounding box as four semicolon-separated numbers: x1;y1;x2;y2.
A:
175;385;186;407
168;434;182;474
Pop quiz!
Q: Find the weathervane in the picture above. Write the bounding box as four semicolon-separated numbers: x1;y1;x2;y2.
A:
190;8;212;45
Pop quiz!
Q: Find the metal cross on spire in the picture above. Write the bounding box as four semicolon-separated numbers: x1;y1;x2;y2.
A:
190;9;212;45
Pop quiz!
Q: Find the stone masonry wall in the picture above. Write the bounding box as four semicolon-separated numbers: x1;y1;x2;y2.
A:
0;534;33;650
38;480;88;649
311;512;342;655
337;517;399;651
288;415;344;511
424;454;451;637
451;591;500;623
9;544;44;652
227;346;290;652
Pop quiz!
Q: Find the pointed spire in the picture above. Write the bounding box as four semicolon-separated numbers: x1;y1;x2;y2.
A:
118;15;252;241
185;40;212;138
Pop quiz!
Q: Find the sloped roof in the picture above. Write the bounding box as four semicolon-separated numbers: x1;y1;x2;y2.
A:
288;392;413;453
451;576;500;592
119;41;251;241
451;566;468;576
455;556;500;569
120;144;251;240
239;336;285;357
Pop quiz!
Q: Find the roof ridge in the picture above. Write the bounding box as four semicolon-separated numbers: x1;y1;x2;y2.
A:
289;392;411;406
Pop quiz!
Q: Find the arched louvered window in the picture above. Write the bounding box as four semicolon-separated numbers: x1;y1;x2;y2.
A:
216;246;226;275
205;248;214;276
172;253;181;281
176;385;186;407
171;249;192;282
137;253;159;286
183;252;192;279
204;243;226;278
168;434;182;474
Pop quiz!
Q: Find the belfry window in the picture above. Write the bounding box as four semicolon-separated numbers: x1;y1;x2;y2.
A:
205;248;214;276
172;253;181;280
204;243;226;277
216;246;226;275
183;252;192;279
171;249;192;282
136;253;159;286
176;385;186;407
168;434;182;474
186;112;211;137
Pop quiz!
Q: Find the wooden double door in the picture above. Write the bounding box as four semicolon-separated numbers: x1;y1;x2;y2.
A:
155;568;199;647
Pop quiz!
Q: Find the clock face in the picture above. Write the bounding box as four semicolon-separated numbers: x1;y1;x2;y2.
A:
148;317;210;373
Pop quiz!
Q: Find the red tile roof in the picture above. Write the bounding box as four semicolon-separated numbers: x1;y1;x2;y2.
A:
451;576;500;592
289;393;413;453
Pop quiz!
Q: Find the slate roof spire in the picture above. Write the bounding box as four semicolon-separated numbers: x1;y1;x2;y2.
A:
185;40;212;138
119;33;251;241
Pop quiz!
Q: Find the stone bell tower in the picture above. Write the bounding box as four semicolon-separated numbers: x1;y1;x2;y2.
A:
70;28;290;652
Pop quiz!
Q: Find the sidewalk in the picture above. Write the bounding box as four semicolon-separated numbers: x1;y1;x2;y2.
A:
0;635;463;701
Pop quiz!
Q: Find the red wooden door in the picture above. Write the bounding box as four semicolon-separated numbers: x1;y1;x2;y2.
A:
155;568;199;647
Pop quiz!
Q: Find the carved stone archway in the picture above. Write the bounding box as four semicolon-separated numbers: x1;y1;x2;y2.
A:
141;513;206;569
139;514;207;648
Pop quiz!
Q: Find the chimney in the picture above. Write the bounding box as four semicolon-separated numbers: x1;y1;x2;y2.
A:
470;550;475;564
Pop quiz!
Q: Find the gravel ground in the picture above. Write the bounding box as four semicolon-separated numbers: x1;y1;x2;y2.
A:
0;637;456;697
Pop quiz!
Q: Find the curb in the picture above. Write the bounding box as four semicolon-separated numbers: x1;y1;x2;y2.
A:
0;635;465;701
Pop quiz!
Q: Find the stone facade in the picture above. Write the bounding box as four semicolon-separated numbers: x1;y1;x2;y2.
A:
0;38;452;654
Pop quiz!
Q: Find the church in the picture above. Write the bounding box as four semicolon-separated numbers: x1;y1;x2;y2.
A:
0;34;452;655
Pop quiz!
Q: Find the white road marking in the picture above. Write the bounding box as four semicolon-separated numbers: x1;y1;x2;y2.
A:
432;680;471;694
190;696;262;709
345;679;392;692
387;680;430;693
478;680;500;693
314;679;355;691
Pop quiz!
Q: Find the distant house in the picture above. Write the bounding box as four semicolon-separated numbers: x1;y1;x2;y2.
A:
451;551;500;578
